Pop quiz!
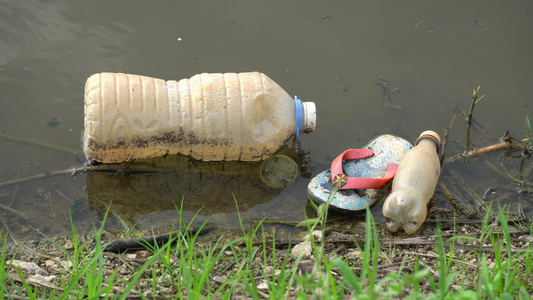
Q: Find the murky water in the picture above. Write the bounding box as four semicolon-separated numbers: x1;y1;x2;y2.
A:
1;0;532;240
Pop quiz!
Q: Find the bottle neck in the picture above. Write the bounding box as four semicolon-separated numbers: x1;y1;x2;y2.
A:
417;137;439;153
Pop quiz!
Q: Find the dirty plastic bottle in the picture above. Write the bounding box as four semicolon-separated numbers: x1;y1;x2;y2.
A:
382;130;441;234
83;72;316;163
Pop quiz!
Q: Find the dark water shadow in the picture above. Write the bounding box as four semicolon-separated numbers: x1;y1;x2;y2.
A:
85;141;315;235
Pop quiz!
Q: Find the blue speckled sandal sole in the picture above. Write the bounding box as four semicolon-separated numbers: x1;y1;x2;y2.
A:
307;134;413;211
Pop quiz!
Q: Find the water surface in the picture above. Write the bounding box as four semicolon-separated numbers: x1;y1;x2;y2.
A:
1;0;532;239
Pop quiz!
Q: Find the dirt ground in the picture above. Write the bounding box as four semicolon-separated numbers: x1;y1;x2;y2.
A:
3;216;532;298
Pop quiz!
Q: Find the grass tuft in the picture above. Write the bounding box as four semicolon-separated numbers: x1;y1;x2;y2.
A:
0;199;531;298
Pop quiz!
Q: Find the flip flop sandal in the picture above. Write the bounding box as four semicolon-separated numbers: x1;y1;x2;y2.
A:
307;134;413;211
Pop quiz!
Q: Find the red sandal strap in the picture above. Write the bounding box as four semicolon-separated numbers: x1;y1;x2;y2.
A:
330;149;398;190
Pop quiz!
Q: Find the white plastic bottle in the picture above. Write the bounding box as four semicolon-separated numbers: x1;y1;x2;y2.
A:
382;130;441;234
83;72;316;163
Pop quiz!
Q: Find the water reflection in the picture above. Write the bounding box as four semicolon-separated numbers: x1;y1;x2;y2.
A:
440;149;533;223
86;142;312;234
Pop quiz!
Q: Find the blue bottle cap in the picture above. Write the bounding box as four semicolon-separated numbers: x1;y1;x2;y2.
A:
294;96;303;142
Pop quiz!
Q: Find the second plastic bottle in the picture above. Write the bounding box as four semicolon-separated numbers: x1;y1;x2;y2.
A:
382;130;441;234
83;72;316;163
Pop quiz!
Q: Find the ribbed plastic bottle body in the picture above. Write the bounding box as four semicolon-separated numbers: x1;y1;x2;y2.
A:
382;136;441;234
83;72;297;163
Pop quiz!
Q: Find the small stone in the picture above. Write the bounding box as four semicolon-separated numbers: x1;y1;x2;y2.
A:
347;250;361;260
257;282;269;290
119;266;129;275
312;230;323;242
159;286;173;294
212;275;227;284
135;250;150;259
291;241;313;259
45;260;56;268
63;240;74;250
452;284;461;291
12;260;49;276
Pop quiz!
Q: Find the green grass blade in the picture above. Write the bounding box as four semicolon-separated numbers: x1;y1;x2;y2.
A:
118;239;172;300
333;258;362;293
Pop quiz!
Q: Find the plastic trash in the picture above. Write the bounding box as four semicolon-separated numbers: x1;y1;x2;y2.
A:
83;72;316;163
307;134;413;211
382;130;441;234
